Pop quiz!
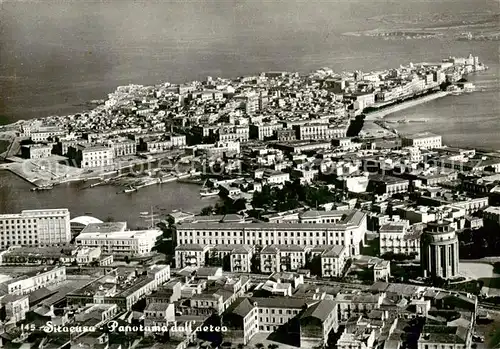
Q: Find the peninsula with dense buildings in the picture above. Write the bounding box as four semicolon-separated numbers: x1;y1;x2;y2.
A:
0;54;498;349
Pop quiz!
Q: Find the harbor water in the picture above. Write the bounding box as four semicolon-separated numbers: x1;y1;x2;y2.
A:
0;171;219;228
0;0;498;220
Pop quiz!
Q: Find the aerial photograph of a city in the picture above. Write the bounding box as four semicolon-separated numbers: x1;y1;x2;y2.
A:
0;0;499;348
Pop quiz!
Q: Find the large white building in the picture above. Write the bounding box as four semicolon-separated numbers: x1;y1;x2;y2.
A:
68;144;114;168
401;132;442;150
0;266;67;296
75;222;162;256
294;123;347;141
175;210;367;255
0;209;71;248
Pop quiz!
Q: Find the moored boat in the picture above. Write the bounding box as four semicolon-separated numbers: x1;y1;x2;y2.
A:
124;186;137;193
200;187;220;197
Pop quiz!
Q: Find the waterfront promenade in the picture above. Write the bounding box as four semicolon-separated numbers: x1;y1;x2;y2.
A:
364;91;450;121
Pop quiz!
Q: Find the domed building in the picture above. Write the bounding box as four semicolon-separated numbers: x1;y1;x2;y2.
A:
420;221;459;280
70;215;103;235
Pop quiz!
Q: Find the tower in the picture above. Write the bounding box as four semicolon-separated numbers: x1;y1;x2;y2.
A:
420;221;459;280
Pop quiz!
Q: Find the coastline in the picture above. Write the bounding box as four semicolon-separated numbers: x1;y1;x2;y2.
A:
364;91;449;121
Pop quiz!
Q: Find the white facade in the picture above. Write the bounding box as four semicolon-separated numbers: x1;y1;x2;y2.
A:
321;246;347;278
379;221;421;259
401;133;442;149
175;244;210;268
111;140;136;157
260;245;306;273
295;123;347;141
76;229;162;256
175;210;366;256
0;209;71;248
263;170;290;186
81;146;114;168
4;266;67;296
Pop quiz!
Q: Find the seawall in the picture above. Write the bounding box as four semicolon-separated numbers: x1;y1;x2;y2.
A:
364;91;450;121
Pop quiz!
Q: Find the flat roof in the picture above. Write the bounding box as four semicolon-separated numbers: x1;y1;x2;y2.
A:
403;132;441;139
77;229;161;240
178;210;365;231
79;222;127;235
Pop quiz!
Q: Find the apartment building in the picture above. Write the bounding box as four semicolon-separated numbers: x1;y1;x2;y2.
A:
335;292;384;322
2;294;29;324
379;221;421;259
200;141;241;158
175;244;211;269
261;169;290;186
260;245;306;273
0;208;71;248
144;302;175;336
230;245;253;273
75;222;161;256
224;297;337;346
336;322;377;349
175;210;367;256
68;144;114;168
110;140;137;157
252;297;307;333
1;266;67;296
250;123;283;140
294;123;347;141
168;134;187;147
21;144;53;159
417;325;471;349
174;244;253;271
308;245;348;278
30;126;66;142
368;175;410;196
217;126;250;143
300;300;339;347
401;132;442;150
276;129;297;141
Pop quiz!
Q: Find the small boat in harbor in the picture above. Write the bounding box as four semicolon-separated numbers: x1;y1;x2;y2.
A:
30;184;53;192
200;179;220;197
124;186;137;193
447;85;464;95
200;186;220;197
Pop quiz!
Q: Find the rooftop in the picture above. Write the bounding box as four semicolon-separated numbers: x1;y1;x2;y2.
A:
79;222;127;235
250;296;311;309
403;132;441;139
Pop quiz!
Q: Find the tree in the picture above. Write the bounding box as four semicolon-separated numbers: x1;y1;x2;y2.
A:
233;198;247;212
237;344;245;349
124;256;130;264
255;344;264;349
166;215;175;228
493;262;500;274
268;344;279;349
200;206;214;216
